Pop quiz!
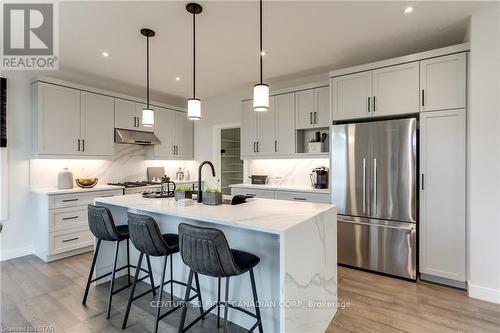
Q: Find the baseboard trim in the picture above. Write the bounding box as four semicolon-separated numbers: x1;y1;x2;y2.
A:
468;281;500;304
0;245;33;262
420;273;466;289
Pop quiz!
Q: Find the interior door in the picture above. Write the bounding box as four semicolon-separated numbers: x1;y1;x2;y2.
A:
80;92;114;156
241;100;257;156
331;71;372;121
331;122;371;217
370;118;417;222
275;93;295;155
372;62;420;116
38;83;81;155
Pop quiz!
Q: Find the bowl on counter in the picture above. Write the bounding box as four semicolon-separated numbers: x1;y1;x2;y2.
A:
75;178;98;188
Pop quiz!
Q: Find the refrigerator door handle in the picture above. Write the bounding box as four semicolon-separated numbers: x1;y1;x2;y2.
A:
373;158;377;214
339;218;415;231
362;158;366;213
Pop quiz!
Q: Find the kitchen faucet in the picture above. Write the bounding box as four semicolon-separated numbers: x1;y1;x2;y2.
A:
198;161;216;203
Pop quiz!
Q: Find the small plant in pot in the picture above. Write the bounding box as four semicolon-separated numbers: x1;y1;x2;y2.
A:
174;186;193;201
202;188;223;206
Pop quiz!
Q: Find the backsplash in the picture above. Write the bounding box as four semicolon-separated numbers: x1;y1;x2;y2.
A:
30;144;198;189
244;158;330;186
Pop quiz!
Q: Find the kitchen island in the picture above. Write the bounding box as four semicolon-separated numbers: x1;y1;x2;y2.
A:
94;194;337;333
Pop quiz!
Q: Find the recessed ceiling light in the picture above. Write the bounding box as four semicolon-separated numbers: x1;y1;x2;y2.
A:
404;6;414;14
176;77;181;81
101;51;109;57
260;51;266;56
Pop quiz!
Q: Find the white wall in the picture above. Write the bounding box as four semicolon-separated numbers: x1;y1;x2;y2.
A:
467;5;500;304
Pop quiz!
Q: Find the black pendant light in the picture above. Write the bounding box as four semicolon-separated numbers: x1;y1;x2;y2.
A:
141;28;155;127
186;3;203;120
253;0;269;112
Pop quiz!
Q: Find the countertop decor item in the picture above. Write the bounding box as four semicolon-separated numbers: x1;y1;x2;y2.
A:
75;178;98;188
175;186;193;201
202;188;222;206
57;168;74;190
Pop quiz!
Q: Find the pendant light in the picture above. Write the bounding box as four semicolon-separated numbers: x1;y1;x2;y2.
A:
186;3;203;120
141;28;155;127
253;0;269;112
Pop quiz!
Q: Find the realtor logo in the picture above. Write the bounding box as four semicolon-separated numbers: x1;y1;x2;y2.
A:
1;2;59;70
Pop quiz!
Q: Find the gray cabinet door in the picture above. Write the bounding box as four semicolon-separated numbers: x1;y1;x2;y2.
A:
241;100;258;157
275;93;295;155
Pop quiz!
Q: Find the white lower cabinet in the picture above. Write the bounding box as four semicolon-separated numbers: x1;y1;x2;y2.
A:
419;109;466;285
231;188;275;199
230;187;330;203
33;189;123;262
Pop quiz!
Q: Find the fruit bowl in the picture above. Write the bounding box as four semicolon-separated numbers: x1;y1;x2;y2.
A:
75;178;98;188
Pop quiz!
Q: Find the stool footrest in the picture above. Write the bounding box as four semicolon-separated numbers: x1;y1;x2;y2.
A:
89;264;150;284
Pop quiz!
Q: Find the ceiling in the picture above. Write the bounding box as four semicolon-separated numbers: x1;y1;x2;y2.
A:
56;1;487;102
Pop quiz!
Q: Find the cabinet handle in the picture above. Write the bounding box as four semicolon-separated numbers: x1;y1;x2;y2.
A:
82;139;85;152
176;146;180;155
314;112;317;124
62;198;78;203
309;112;313;124
172;145;175;155
256;141;259;152
293;197;307;201
421;174;425;190
368;97;371;112
62;216;79;221
373;96;376;112
133;117;136;127
62;237;79;243
77;139;80;152
421;89;425;107
274;140;277;152
246;193;256;197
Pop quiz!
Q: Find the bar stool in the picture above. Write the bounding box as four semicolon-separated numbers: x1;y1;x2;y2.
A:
82;205;156;319
177;223;263;333
122;213;204;333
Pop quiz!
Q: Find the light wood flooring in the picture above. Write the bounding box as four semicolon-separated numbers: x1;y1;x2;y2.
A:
1;253;499;333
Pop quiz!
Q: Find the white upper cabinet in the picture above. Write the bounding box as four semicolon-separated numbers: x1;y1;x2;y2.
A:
36;83;81;155
372;61;420;117
314;86;330;127
114;98;138;130
173;111;194;159
258;96;276;155
80;92;114;156
149;107;193;159
420;53;466;112
295;89;315;129
241;100;258;157
419;109;466;282
274;93;295;155
331;72;372;121
151;107;174;158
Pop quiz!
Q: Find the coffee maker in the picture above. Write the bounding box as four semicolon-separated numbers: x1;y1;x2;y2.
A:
310;166;329;189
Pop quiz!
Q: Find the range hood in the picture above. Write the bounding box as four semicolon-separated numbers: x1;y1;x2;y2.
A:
114;128;161;145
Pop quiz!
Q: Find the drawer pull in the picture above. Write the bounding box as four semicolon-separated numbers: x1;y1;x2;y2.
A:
62;198;78;202
293;197;307;201
62;216;79;221
246;193;256;197
100;195;115;198
62;237;79;243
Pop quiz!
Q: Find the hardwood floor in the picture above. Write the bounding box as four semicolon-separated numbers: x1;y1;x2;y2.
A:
1;253;499;333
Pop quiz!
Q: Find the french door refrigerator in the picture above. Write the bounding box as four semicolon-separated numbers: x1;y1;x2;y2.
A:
331;118;417;280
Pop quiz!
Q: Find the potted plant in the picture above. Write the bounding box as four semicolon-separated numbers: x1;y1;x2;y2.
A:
174;186;193;201
202;188;223;206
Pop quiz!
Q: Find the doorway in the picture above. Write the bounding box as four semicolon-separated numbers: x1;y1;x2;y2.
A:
218;127;243;195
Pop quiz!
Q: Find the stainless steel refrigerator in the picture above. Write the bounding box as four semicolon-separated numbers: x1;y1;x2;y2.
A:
331;118;417;280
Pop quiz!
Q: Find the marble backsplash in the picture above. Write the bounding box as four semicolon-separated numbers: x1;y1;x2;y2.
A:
30;144;198;189
244;158;330;186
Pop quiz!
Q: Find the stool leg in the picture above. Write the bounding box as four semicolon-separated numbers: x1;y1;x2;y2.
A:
217;277;221;328
250;269;263;333
194;273;204;317
146;254;157;296
223;277;230;333
178;269;194;333
122;253;144;329
170;255;174;303
106;240;120;319
154;255;168;333
82;239;101;305
126;239;131;286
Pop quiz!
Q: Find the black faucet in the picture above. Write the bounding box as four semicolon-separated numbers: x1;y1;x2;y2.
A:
198;161;216;203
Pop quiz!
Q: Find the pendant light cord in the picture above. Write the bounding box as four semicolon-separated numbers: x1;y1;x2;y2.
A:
193;11;196;98
259;0;263;84
146;35;150;109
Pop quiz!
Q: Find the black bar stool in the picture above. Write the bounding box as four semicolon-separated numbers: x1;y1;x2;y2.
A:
122;213;204;333
177;223;263;333
82;205;156;319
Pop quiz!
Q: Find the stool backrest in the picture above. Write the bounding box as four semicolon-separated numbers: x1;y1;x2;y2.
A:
87;205;122;241
178;223;240;277
128;212;171;256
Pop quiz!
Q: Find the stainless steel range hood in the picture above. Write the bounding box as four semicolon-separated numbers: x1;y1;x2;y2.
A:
114;128;161;145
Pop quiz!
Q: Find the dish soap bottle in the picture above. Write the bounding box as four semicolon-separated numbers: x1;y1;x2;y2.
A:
176;167;184;181
185;170;190;181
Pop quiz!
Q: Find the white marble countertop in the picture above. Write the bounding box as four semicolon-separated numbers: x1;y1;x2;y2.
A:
95;194;335;234
31;184;124;195
229;183;330;194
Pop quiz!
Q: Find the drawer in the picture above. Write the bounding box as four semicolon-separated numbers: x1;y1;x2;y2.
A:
231;188;275;199
49;207;88;232
49;227;94;255
275;191;330;203
49;190;122;209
